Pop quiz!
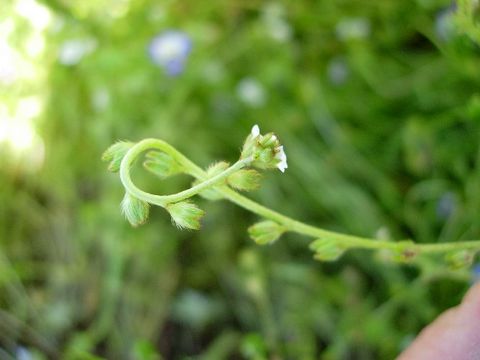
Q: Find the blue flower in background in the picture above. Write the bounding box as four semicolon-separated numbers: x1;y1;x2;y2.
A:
435;5;456;42
148;30;192;76
436;192;456;220
471;264;480;283
327;57;349;86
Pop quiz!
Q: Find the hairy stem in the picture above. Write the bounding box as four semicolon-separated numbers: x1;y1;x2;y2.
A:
119;139;480;256
120;139;250;206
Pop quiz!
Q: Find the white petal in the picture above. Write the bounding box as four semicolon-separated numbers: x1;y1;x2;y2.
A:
251;124;260;137
275;146;286;160
277;159;288;172
275;146;288;172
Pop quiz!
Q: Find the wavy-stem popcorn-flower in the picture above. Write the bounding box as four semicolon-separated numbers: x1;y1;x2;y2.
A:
242;125;288;172
103;125;480;266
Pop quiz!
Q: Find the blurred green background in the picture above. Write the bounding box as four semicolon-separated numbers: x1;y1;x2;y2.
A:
2;0;480;358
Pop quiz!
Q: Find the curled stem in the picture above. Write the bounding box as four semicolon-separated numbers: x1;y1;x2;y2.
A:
120;139;250;206
118;139;480;257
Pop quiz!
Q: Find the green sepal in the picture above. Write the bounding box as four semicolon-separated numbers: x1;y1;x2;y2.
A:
248;220;285;245
121;192;150;227
143;151;183;179
389;241;418;263
194;161;229;201
310;238;347;262
102;141;133;172
445;250;475;270
166;201;205;230
241;126;284;171
227;169;262;191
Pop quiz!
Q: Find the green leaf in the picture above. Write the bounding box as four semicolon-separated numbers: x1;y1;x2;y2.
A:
133;340;162;360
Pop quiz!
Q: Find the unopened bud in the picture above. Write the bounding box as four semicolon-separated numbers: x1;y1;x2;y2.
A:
259;133;277;147
256;148;275;167
205;161;230;176
193;162;229;201
310;238;346;262
166;201;205;230
228;169;262;191
445;250;475;270
390;241;418;263
121;192;150;227
143;151;182;179
248;220;285;245
102;141;133;172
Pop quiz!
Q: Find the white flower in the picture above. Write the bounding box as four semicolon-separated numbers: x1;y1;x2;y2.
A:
251;124;260;137
275;145;288;172
58;39;97;66
240;124;288;173
262;3;292;43
0;43;18;85
237;78;266;108
336;17;370;41
247;124;287;173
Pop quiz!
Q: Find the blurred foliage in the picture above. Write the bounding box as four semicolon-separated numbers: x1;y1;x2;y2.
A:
2;0;480;358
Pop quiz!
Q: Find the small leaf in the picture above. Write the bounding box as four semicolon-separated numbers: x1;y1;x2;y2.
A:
445;250;475;270
143;151;182;179
102;141;133;172
121;192;149;227
240;333;268;360
227;169;262;191
248;220;285;245
310;238;346;262
166;201;205;230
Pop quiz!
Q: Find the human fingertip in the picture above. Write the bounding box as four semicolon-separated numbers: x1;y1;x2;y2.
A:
462;282;480;306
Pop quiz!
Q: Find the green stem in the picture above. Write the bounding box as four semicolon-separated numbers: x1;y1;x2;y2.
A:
119;139;480;256
120;139;250;207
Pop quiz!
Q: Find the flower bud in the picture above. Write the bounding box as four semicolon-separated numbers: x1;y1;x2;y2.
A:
310;238;346;262
102;141;133;172
227;169;262;191
206;161;230;176
248;220;285;245
193;161;229;201
121;192;150;227
241;125;288;173
166;201;205;230
389;241;418;263
143;151;182;179
445;250;475;270
258;133;277;148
